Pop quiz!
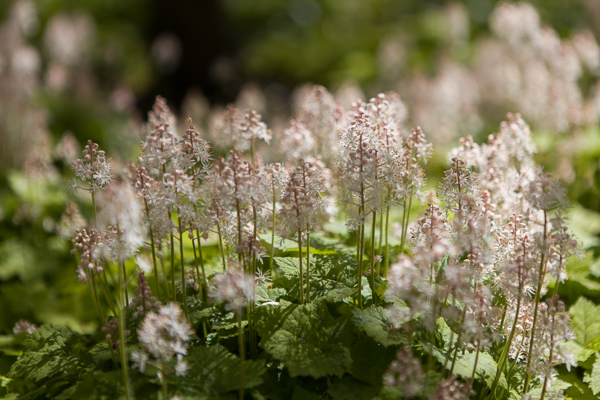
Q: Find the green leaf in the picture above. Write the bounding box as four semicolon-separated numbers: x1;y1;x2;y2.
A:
189;307;217;326
54;370;125;400
186;344;266;395
585;338;600;353
349;337;396;386
259;233;298;251
255;286;287;305
350;306;405;347
569;205;600;249
569;297;600;346
564;341;596;363
273;253;360;302
7;325;91;383
583;354;600;395
564;256;600;293
562;370;600;400
255;299;353;378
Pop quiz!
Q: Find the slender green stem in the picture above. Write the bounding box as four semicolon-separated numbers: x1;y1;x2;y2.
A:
195;231;208;302
250;139;255;168
523;211;548;394
91;191;98;226
270;184;277;274
306;232;311;304
297;231;304;305
490;290;522;395
170;230;176;301
471;341;481;380
121;261;129;306
238;311;246;400
216;217;227;271
377;191;385;258
384;205;390;277
449;305;468;376
118;279;131;400
370;211;377;303
158;242;171;298
191;234;201;288
540;312;556;400
99;269;118;316
178;220;189;321
87;276;105;326
145;199;160;298
399;197;408;255
358;218;365;310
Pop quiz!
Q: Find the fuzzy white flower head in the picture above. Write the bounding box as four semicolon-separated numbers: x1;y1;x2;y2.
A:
210;267;255;313
133;303;193;378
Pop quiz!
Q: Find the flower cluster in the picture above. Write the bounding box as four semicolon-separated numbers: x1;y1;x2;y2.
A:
132;303;193;378
71;140;114;193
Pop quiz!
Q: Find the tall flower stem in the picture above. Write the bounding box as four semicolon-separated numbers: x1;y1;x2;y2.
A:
358;216;365;310
249;201;259;356
117;265;131;400
194;231;208;301
297;230;304;305
523;210;548;394
400;197;412;256
178;219;189;321
471;341;482;380
357;139;366;310
490;286;522;396
158;242;171;298
99;269;118;316
306;232;311;303
399;197;408;256
215;206;227;271
270;184;277;274
170;229;176;301
369;211;377;302
238;311;246;400
87;275;105;325
191;235;201;290
143;198;160;298
120;260;129;305
384;204;390;277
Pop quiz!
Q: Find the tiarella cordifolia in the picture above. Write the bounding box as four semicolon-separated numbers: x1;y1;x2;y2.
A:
12;320;37;335
211;104;271;158
72;228;104;284
71;140;114;193
278;161;326;240
293;84;343;164
449;113;537;219
210;267;256;314
96;178;146;263
175;118;211;174
278;160;327;303
130;272;161;319
383;346;424;397
429;376;473;400
57;199;86;240
132;303;193;380
280;119;316;160
338;108;382;232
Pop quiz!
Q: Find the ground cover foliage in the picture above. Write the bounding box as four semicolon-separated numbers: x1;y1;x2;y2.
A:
1;1;600;400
